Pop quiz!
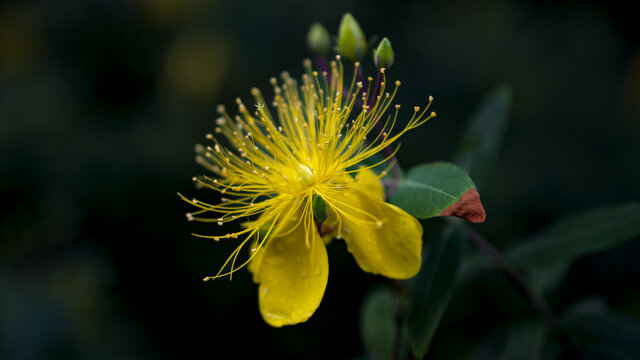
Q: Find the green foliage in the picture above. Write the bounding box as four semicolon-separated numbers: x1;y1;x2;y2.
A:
454;85;512;190
390;162;485;223
528;263;569;295
507;202;640;269
374;37;394;69
460;202;640;295
406;224;465;358
360;286;396;360
563;298;640;359
468;322;547;360
336;13;367;62
307;14;640;360
497;322;545;360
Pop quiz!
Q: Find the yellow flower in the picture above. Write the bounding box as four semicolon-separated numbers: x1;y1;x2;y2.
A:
181;57;435;327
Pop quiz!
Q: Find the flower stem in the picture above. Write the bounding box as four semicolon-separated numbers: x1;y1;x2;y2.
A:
315;56;329;75
464;225;560;329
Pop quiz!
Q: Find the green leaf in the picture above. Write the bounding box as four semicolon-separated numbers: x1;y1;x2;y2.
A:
528;263;569;295
359;286;396;360
562;296;609;322
407;224;465;358
564;311;640;360
507;202;640;269
454;85;512;190
390;162;486;223
497;322;544;360
468;322;549;360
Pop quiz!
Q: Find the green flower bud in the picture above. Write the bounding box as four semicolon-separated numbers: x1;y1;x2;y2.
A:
307;22;331;56
312;194;328;225
374;37;394;69
336;13;367;62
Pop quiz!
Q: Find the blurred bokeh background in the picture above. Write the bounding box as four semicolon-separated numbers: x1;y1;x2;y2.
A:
1;0;639;358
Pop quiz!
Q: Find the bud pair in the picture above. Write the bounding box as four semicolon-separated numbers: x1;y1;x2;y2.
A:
307;13;394;70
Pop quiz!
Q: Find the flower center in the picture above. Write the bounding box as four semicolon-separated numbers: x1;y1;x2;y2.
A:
296;163;315;187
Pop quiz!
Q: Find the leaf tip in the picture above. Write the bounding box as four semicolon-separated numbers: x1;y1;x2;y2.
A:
440;188;486;223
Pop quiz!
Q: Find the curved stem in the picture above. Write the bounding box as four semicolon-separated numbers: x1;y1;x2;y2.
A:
464;225;560;329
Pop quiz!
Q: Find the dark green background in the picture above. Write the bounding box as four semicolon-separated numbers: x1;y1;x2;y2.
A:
1;0;639;358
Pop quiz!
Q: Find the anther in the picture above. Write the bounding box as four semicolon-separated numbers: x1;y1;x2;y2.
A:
414;106;420;112
395;105;401;109
431;111;437;117
216;118;225;125
396;80;401;86
216;105;225;114
380;68;386;74
429;95;434;102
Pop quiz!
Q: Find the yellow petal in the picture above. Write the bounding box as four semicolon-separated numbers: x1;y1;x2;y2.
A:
252;217;329;327
321;168;382;244
333;189;423;279
356;167;385;201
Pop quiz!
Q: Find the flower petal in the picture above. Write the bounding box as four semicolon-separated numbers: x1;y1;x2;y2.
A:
334;189;423;279
252;217;329;327
356;167;385;201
